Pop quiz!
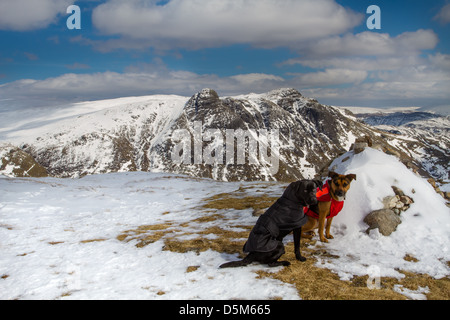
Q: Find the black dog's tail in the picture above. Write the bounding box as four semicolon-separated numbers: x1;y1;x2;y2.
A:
219;259;251;269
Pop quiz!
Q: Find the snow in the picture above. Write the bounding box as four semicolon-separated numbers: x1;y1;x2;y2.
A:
0;146;20;177
323;148;450;280
0;95;188;145
335;106;421;115
393;285;429;300
0;172;298;300
1;148;448;300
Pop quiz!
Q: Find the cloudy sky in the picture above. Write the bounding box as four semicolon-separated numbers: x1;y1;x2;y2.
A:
0;0;449;111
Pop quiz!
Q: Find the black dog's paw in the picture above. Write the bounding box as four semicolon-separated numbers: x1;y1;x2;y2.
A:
295;253;307;262
268;261;291;267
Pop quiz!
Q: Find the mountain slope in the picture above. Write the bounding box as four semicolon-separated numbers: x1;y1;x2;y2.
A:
0;88;447;185
359;111;440;126
357;113;450;183
8;95;188;178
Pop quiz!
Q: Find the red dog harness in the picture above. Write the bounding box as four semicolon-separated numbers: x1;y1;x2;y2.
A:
304;180;344;219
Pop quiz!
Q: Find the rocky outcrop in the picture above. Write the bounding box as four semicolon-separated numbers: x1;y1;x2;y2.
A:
0;144;48;178
351;135;373;154
364;186;414;236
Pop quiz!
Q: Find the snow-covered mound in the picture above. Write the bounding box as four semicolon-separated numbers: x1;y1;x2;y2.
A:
321;148;450;280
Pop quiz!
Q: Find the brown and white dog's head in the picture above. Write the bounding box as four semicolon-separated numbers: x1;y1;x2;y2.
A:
328;171;356;201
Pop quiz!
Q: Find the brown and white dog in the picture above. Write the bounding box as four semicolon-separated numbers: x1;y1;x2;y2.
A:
302;172;356;242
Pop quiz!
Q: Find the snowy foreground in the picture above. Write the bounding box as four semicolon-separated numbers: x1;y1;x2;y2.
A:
0;172;298;300
1;148;449;300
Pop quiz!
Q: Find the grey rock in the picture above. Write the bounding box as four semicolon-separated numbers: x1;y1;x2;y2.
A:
364;209;402;236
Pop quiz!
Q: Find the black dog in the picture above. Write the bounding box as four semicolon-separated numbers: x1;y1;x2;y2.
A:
219;180;322;268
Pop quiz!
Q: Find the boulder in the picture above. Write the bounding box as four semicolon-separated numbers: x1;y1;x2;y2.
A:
352;135;373;154
391;186;405;197
400;195;413;205
364;209;402;236
382;195;399;209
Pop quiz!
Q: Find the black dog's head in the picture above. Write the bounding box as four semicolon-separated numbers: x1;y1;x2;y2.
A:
292;179;323;206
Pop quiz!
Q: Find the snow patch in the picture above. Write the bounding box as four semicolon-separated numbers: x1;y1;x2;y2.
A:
0;172;299;300
322;148;450;280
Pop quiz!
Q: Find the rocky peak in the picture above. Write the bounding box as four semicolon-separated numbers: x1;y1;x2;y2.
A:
261;88;304;113
188;88;220;108
184;88;223;119
198;88;220;99
264;88;302;101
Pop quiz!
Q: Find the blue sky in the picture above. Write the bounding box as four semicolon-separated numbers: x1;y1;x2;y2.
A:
0;0;449;111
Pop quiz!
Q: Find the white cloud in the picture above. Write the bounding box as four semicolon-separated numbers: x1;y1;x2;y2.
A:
277;28;444;102
285;55;425;72
0;0;73;31
429;53;450;70
91;0;362;50
279;29;440;88
301;29;438;58
0;67;288;107
2;52;448;111
300;56;450;107
292;68;368;87
279;41;450;108
230;73;284;86
434;3;450;24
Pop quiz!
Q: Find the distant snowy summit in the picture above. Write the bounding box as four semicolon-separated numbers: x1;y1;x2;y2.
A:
0;88;448;185
358;111;443;127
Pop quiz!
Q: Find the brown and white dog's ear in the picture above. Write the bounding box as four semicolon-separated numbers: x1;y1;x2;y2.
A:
346;174;357;182
328;171;339;179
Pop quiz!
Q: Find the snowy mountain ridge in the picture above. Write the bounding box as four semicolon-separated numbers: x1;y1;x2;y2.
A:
358;111;442;127
0;88;448;185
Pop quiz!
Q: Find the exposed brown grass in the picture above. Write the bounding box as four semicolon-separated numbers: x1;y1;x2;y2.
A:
201;192;278;211
114;190;449;300
162;225;249;255
48;241;64;245
186;266;200;273
116;223;176;248
256;242;403;300
255;242;450;300
403;254;419;263
80;238;107;243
